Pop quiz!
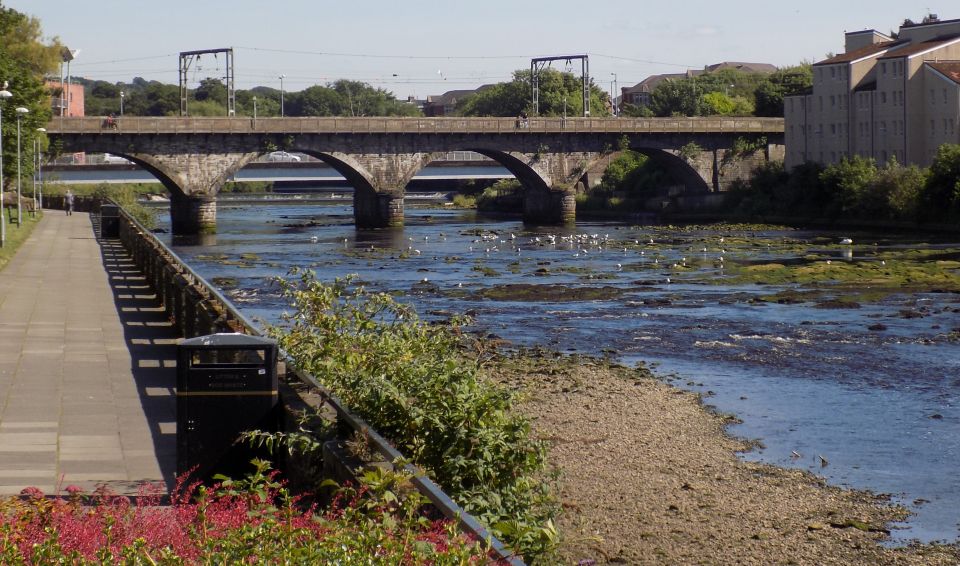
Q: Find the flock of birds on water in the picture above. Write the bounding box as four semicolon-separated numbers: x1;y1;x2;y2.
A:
300;229;859;288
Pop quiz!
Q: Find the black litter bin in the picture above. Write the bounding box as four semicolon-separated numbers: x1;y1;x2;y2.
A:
176;333;279;481
100;203;120;238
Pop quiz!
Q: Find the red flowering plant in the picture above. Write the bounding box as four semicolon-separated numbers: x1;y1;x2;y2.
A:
0;460;493;564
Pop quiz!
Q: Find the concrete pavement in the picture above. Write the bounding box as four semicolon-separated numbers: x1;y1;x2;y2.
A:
0;211;177;495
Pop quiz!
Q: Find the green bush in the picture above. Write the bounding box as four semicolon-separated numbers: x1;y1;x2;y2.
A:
921;143;960;222
819;155;878;216
476;179;523;212
266;272;557;560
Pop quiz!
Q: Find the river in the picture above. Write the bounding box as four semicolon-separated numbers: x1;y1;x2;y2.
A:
155;199;960;545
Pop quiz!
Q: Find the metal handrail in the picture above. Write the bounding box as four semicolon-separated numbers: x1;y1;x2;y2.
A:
49;115;784;135
113;205;524;565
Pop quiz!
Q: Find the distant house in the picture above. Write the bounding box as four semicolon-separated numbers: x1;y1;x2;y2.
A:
620;70;702;108
784;14;960;168
46;80;85;117
621;61;777;109
423;84;496;116
46;80;86;164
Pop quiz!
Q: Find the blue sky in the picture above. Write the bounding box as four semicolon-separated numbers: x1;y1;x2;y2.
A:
6;0;949;99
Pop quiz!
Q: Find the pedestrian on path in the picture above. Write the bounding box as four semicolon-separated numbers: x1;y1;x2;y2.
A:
65;190;74;216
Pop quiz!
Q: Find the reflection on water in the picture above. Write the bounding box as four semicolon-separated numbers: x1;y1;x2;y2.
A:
159;201;960;544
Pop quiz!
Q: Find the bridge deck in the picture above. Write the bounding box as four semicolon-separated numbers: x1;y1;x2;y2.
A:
0;212;176;495
47;116;784;135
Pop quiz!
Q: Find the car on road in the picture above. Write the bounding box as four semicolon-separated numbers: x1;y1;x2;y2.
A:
103;153;132;164
266;151;301;162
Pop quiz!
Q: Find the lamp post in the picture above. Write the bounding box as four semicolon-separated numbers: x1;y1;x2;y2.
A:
15;106;28;228
0;87;11;247
253;96;257;127
610;73;618;116
120;90;124;116
279;74;285;117
34;128;45;215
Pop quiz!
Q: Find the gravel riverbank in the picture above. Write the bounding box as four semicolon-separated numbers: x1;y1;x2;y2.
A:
489;352;960;566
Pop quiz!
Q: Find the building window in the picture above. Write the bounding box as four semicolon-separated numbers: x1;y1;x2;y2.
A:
819;96;823;111
880;121;886;134
830;123;836;135
831;67;836;79
944;89;949;104
881;62;887;75
830;95;836;107
931;119;936;135
931;89;936;104
880;92;886;104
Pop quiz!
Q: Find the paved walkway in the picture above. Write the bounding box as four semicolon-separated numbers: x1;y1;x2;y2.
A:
0;211;177;495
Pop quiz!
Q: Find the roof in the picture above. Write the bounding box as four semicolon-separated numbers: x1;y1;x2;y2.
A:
877;34;960;59
901;16;960;29
704;61;778;74
926;61;960;85
623;70;702;94
426;84;496;106
814;41;901;66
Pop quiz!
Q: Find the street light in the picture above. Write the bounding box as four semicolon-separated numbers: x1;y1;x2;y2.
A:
15;106;28;228
34;128;45;215
252;96;258;127
120;90;124;116
279;75;285;117
610;73;618;116
0;87;11;247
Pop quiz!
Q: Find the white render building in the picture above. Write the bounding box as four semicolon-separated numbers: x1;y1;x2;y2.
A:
785;15;960;169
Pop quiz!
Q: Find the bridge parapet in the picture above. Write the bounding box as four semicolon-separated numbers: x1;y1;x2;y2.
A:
47;116;784;135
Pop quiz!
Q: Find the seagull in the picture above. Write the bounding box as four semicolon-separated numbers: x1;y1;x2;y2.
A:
616;263;622;271
309;236;318;242
840;237;853;245
818;454;829;467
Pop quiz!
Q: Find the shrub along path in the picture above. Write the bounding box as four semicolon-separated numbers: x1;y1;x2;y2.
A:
0;211;176;495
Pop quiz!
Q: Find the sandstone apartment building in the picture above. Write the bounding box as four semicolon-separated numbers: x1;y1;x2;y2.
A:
785;15;960;169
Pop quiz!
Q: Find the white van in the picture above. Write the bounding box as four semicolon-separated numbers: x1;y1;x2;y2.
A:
103;153;131;164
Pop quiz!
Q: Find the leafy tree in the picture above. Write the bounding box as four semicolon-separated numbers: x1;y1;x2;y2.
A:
457;68;610;117
921;143;960;222
0;6;62;186
597;150;671;196
650;79;703;117
819;155;879;216
753;64;813;117
122;81;179;116
618;102;654;117
871;161;926;220
194;77;227;106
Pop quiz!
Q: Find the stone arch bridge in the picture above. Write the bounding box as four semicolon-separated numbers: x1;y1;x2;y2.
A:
47;116;784;235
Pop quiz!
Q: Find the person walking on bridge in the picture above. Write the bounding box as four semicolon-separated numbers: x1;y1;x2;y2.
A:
65;189;74;216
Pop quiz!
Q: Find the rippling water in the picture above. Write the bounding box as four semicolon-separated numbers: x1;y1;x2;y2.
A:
158;200;960;544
